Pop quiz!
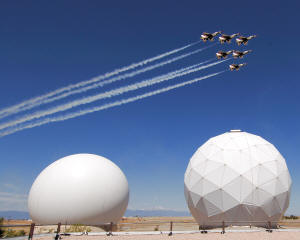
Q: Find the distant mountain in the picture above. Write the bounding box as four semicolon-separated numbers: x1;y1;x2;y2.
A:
125;209;191;217
0;211;30;220
0;209;190;220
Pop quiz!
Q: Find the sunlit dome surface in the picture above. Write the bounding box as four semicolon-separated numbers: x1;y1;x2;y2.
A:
184;130;292;227
28;153;129;225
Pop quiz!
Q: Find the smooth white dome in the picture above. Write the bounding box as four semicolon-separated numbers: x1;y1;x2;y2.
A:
28;153;129;225
184;131;291;227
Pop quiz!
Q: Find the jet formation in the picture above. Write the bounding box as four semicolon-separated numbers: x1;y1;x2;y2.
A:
200;31;256;71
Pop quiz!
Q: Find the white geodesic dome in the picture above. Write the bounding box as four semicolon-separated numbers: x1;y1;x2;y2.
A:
184;130;292;227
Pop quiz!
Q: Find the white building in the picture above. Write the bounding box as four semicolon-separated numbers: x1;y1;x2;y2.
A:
184;130;291;227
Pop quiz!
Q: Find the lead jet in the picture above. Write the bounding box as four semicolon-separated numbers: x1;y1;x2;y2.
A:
218;33;239;44
236;35;256;45
216;50;233;59
232;50;252;58
200;31;221;42
229;63;246;71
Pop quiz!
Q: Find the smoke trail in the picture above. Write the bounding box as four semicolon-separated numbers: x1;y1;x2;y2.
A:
0;59;228;131
0;41;201;118
0;48;215;120
0;71;226;138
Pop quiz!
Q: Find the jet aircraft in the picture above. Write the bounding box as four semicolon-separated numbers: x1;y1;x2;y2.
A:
216;50;233;59
232;50;252;58
219;33;239;44
229;63;247;71
236;35;256;45
201;31;221;42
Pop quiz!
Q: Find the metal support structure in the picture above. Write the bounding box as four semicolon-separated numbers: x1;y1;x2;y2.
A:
221;221;225;234
106;222;113;236
199;224;207;234
266;221;273;233
28;223;35;240
168;221;173;236
54;223;61;240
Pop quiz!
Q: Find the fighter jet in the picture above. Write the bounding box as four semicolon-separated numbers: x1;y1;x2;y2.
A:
232;50;252;58
216;50;233;59
218;33;239;44
229;63;247;71
200;31;221;42
236;35;256;45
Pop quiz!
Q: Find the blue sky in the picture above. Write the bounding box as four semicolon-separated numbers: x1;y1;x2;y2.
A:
0;0;299;214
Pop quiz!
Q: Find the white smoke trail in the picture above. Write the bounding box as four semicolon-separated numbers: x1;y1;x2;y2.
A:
0;41;201;118
0;71;225;138
0;47;215;120
0;59;228;131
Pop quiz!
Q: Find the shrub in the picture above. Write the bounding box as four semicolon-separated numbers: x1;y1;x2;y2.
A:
65;224;91;233
0;217;4;238
5;229;26;237
284;215;299;220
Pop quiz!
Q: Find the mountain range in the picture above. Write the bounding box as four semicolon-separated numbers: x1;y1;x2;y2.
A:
0;209;190;220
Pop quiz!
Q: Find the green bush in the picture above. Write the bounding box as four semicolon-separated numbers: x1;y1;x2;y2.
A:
284;215;299;220
5;229;26;237
65;224;91;233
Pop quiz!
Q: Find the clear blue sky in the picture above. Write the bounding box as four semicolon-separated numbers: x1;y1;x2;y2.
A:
0;0;299;214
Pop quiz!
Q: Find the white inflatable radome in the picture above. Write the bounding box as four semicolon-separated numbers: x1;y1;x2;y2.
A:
28;153;129;225
184;130;292;227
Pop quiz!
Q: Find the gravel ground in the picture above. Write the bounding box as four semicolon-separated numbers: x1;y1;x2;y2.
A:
32;231;300;240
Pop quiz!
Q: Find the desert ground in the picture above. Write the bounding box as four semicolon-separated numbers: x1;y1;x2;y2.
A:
30;232;300;240
2;217;300;239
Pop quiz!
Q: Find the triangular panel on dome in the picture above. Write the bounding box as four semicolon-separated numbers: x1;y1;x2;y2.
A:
243;188;273;207
258;164;276;186
204;165;225;187
257;144;279;160
275;191;290;212
190;151;207;167
221;166;240;186
232;134;249;149
202;178;219;196
259;178;277;196
190;177;204;196
193;159;208;176
276;156;288;174
189;191;202;207
245;133;261;146
275;178;288;195
239;150;253;174
200;143;221;158
205;189;223;212
187;168;203;190
262;160;279;176
222;190;240;212
254;144;275;163
195;197;209;216
223;138;241;150
257;188;273;206
203;159;224;176
211;133;231;149
261;197;282;217
240;176;255;202
223;176;242;202
208;148;225;164
202;197;222;217
222;150;242;172
224;204;252;224
252;206;269;223
278;170;292;189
